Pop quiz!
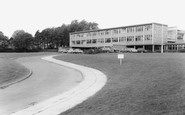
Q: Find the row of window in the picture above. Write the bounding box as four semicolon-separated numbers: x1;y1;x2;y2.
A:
71;25;152;38
72;35;152;45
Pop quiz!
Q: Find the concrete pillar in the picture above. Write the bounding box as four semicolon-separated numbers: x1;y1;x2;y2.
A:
152;45;155;52
143;45;145;49
166;45;168;50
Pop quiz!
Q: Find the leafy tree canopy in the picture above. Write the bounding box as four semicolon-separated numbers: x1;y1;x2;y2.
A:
12;30;33;51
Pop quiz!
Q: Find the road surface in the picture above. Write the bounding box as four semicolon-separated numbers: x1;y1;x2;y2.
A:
0;55;82;115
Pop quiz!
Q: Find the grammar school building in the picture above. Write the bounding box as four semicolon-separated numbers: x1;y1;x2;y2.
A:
69;23;185;52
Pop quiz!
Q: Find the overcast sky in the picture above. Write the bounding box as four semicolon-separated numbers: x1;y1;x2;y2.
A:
0;0;185;37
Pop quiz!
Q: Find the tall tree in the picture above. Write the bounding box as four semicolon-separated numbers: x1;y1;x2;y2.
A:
33;19;99;47
12;30;34;51
0;31;9;49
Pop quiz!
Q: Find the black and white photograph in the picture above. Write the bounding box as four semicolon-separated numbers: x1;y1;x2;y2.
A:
0;0;185;115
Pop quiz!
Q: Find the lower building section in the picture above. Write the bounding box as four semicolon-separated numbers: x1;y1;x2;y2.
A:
72;44;164;52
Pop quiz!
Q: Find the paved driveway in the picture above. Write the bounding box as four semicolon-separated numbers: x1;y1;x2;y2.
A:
0;55;82;115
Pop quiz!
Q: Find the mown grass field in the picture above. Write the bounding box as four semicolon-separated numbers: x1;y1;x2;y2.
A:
55;53;185;115
0;58;29;88
0;52;57;88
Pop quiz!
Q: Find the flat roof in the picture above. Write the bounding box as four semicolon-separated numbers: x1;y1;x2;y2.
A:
70;22;168;34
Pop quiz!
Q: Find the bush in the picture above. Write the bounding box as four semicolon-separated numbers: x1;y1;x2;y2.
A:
0;48;14;52
83;48;102;54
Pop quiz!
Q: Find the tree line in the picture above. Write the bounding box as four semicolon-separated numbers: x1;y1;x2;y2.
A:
0;20;99;52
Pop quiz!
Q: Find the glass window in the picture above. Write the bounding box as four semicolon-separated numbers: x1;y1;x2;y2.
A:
112;37;118;42
120;28;126;33
81;40;86;44
136;26;143;32
145;25;152;31
105;38;111;43
105;30;111;35
71;34;76;38
112;29;119;34
72;41;76;44
144;35;152;40
127;36;134;42
119;37;126;42
127;27;135;33
87;32;91;37
100;31;105;35
92;39;97;44
87;39;91;44
135;35;143;41
76;40;80;44
98;38;104;43
92;32;97;36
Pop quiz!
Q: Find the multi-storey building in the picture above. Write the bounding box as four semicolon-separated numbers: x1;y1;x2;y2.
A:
69;23;170;52
164;27;185;51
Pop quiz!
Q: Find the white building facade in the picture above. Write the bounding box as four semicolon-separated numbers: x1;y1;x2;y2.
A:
70;23;171;52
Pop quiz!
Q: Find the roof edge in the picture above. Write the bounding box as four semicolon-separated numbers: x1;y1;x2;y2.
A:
70;22;168;34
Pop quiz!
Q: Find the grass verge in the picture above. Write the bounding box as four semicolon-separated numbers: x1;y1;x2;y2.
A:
0;58;30;88
0;52;57;89
55;53;185;115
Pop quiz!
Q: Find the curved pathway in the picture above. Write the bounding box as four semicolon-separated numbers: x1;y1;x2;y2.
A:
0;55;107;115
0;55;82;115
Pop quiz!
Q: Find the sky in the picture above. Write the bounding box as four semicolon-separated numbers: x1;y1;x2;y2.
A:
0;0;185;37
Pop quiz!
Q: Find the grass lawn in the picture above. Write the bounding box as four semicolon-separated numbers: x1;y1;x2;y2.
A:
55;53;185;115
0;52;57;88
0;58;30;88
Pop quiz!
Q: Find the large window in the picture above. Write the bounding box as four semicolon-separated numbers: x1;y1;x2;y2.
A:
135;35;143;41
112;37;118;42
87;39;91;44
100;31;105;35
105;38;111;43
92;39;97;44
144;35;152;41
105;30;111;35
145;25;152;31
112;29;119;34
97;38;104;43
127;27;135;33
119;37;127;42
127;36;134;42
136;26;143;32
71;34;76;38
72;41;76;44
87;32;91;37
81;40;86;44
120;28;126;33
76;40;80;44
92;32;97;36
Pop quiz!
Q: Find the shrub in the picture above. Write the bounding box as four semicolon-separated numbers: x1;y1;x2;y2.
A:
83;48;102;54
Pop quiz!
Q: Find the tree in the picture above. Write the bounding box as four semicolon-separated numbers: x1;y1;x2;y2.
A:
12;30;34;51
0;31;9;49
69;20;99;32
33;19;99;48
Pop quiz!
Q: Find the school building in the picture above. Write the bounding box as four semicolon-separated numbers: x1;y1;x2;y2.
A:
69;23;185;52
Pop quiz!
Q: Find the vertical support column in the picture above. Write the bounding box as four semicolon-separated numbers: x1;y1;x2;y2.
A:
161;25;164;53
152;23;154;52
177;45;179;51
134;46;136;49
152;45;155;52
